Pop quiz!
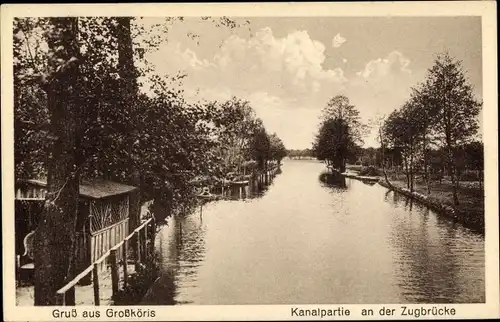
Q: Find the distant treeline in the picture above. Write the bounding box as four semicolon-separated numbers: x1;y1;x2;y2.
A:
286;149;315;159
353;144;483;181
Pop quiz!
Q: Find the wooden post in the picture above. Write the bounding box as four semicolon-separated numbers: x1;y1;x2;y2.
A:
141;228;146;263
110;249;119;297
65;286;76;306
150;218;156;261
61;274;75;306
108;225;112;252
139;228;143;263
151;217;156;239
81;215;93;285
146;223;152;264
135;230;141;271
92;263;100;305
122;240;128;288
54;292;66;306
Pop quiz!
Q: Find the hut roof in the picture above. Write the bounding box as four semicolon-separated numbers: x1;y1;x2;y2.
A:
24;179;138;200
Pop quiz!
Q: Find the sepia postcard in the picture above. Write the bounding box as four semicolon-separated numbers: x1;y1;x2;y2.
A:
1;2;499;321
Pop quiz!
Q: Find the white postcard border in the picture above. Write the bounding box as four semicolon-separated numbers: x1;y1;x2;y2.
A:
1;2;498;321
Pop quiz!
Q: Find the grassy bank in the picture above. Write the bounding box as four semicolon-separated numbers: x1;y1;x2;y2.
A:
346;165;484;233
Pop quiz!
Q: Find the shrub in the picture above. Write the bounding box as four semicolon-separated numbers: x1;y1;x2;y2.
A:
359;166;381;176
113;251;160;305
458;171;480;182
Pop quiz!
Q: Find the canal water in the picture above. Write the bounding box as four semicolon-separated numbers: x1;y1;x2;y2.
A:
142;159;485;305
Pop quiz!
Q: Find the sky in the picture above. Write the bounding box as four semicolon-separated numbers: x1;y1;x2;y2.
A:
136;16;482;149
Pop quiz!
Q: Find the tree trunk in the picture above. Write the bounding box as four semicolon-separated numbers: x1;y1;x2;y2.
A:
404;156;410;189
448;154;459;205
378;125;392;186
422;134;431;195
450;172;459;205
115;17;141;232
339;159;346;173
34;17;81;305
409;146;414;194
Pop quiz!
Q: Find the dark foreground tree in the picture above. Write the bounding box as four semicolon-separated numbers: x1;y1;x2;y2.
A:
34;17;81;305
114;17;142;232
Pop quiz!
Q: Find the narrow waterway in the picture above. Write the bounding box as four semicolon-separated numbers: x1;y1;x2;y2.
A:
142;159;485;305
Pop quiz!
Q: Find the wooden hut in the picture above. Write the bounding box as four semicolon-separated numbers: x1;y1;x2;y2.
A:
15;179;138;283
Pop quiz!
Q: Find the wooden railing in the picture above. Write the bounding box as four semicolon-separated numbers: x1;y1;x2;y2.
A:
55;216;156;305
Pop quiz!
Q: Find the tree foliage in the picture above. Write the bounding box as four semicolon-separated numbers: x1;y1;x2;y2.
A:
382;53;482;201
268;133;287;164
313;95;363;173
14;16;287;214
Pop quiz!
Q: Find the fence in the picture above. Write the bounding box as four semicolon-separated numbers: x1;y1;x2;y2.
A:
89;218;129;272
55;216;156;306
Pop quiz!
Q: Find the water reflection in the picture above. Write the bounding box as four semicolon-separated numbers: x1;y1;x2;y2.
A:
386;190;485;303
141;212;208;305
142;171;280;305
318;171;347;190
144;160;484;305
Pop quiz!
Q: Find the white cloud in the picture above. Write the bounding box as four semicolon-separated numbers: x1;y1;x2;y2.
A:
345;51;422;146
146;27;347;107
356;50;411;79
332;33;347;48
211;27;347;94
144;28;423;148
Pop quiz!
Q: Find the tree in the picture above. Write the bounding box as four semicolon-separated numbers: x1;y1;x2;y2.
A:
13;18;50;180
384;103;423;193
114;17;141;232
422;53;482;204
371;115;392;186
322;95;365;144
268;133;287;165
313;118;350;172
33;17;81;305
409;84;440;194
249;120;271;170
212;97;259;173
313;95;363;173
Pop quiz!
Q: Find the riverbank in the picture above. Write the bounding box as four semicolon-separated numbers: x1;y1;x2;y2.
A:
378;179;484;234
342;164;484;234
